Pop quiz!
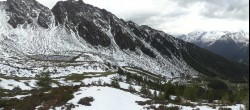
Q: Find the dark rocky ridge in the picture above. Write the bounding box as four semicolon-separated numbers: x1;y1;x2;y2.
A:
6;0;52;28
52;0;112;47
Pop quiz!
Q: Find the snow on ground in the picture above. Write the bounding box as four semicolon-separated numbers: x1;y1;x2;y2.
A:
177;104;245;110
0;78;33;90
81;74;115;85
0;74;246;110
55;86;147;110
13;94;32;99
147;103;246;110
0;62;106;78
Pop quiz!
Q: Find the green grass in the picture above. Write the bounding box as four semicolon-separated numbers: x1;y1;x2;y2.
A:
123;67;165;81
65;73;87;82
64;71;116;82
1;86;79;110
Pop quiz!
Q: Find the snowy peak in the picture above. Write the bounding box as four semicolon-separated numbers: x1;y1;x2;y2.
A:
223;31;249;44
176;31;249;64
176;31;249;46
178;31;229;45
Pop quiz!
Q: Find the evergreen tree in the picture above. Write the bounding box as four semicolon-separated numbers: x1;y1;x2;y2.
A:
118;67;124;75
164;81;176;100
183;85;198;101
221;92;230;104
140;84;148;95
157;91;165;100
36;72;52;90
153;90;157;98
207;89;216;103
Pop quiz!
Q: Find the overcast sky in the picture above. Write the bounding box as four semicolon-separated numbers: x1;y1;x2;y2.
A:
1;0;249;34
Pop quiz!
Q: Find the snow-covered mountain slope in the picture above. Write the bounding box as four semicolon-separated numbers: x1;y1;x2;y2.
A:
0;0;197;78
0;0;248;81
176;31;249;64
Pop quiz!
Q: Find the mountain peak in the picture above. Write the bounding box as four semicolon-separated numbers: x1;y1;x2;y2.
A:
4;0;53;28
176;31;249;64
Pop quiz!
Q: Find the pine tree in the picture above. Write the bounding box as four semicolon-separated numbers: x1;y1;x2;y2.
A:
153;90;157;98
36;72;52;90
158;91;165;100
98;79;102;86
164;81;176;100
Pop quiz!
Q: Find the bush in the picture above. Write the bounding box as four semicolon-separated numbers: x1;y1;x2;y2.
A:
165;106;180;110
0;87;5;97
2;86;78;110
111;80;120;88
183;85;198;101
164;82;176;100
0;98;8;108
78;97;94;106
135;100;152;106
218;107;232;110
128;84;136;93
156;105;179;110
12;86;22;94
208;79;228;90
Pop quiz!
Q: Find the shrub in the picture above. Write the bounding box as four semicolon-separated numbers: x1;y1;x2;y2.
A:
208;79;228;90
156;105;180;110
135;100;152;106
165;106;180;110
128;84;136;93
183;85;198;101
218;107;232;110
78;97;94;106
111;80;120;88
0;98;8;108
164;82;176;100
12;86;22;94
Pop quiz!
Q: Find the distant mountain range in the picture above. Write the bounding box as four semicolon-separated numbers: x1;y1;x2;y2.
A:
176;31;249;64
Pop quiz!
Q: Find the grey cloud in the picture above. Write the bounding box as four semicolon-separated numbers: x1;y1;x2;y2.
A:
124;10;187;25
124;12;159;24
174;0;249;20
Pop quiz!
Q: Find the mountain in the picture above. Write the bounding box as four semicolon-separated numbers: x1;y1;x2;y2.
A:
0;0;248;82
176;31;249;64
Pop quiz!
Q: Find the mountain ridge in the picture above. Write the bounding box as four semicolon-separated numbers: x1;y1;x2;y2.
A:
0;0;248;82
176;31;249;64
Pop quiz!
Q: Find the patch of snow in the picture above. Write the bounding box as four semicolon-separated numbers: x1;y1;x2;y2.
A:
13;94;32;99
0;78;32;90
55;86;147;110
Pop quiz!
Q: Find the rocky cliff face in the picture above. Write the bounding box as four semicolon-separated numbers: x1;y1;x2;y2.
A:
0;0;248;81
6;0;53;28
52;1;112;47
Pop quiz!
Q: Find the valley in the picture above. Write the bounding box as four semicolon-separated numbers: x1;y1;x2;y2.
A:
0;0;249;110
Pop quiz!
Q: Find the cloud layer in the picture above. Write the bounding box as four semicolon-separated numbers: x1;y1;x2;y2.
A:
0;0;248;34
